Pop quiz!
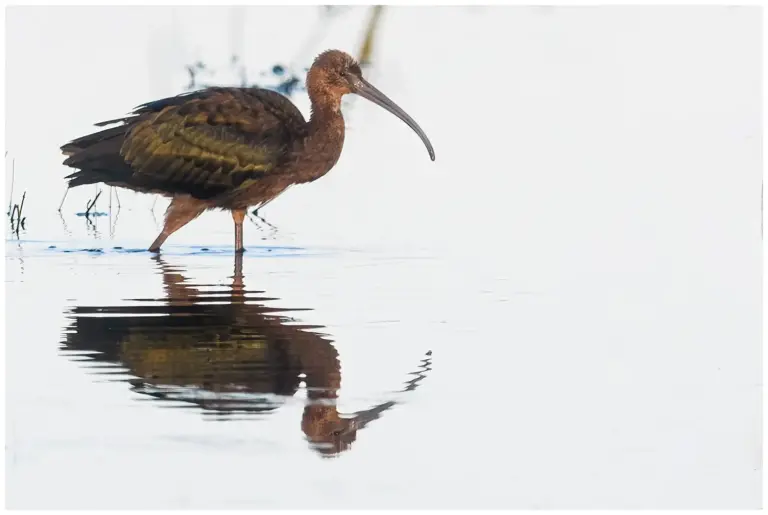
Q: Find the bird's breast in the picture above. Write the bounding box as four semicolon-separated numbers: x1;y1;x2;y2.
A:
291;128;345;184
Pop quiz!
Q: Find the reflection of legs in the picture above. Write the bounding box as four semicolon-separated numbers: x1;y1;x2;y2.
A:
233;208;246;253
231;251;244;300
152;254;200;304
149;196;206;252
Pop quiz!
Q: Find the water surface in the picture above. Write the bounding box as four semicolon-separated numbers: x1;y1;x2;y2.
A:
5;5;761;509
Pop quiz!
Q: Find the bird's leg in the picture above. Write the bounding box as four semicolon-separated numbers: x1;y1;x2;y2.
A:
149;196;206;252
233;208;246;253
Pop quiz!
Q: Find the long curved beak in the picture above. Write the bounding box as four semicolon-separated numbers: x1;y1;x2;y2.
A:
352;77;435;161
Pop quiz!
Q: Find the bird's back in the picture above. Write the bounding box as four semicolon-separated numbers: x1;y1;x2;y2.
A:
62;87;309;203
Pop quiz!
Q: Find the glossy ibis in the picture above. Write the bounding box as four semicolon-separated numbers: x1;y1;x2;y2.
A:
61;49;435;252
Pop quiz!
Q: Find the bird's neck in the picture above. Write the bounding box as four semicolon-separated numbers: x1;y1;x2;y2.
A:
296;103;345;183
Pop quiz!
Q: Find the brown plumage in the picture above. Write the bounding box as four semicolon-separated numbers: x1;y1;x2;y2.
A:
61;49;435;252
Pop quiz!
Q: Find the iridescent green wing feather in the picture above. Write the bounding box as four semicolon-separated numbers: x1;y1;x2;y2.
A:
121;88;307;199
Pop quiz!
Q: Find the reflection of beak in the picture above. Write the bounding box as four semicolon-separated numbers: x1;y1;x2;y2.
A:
350;400;395;430
351;76;436;161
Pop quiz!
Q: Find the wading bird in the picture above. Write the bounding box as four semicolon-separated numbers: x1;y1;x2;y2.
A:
61;50;435;252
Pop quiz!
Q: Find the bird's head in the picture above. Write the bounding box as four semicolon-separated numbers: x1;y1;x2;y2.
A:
308;49;435;161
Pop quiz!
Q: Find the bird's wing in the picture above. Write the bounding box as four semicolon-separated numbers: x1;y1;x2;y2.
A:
120;88;308;199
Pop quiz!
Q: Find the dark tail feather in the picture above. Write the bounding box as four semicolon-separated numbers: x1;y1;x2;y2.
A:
64;169;123;188
61;123;128;157
62;122;136;189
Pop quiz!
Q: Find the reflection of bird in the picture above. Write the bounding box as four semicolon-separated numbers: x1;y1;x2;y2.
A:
61;49;435;253
60;255;431;456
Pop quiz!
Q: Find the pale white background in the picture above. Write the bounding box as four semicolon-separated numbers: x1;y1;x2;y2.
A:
5;6;762;509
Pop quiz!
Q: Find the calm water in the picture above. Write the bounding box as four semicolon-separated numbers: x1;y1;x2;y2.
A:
5;6;761;509
61;253;433;457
